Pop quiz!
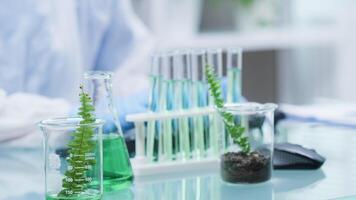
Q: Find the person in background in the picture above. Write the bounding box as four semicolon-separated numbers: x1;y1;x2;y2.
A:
0;0;153;146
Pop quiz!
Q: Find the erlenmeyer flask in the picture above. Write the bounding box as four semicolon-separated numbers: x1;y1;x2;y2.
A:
84;71;133;192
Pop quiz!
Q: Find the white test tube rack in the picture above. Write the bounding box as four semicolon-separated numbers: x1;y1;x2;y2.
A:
126;107;223;177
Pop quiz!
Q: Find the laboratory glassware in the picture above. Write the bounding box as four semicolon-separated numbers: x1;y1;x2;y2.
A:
39;117;104;200
159;53;174;161
206;48;224;157
172;50;191;160
226;48;243;103
206;48;223;106
225;48;243;149
146;53;163;162
84;71;133;191
219;103;277;184
190;49;208;158
149;53;163;112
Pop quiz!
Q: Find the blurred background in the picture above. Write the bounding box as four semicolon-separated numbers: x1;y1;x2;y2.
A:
130;0;355;105
1;0;355;146
2;1;356;199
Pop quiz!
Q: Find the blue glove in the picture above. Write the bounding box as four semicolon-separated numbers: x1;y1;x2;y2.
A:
113;90;148;132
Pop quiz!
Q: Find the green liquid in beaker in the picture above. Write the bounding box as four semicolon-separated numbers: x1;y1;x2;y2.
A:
102;134;133;191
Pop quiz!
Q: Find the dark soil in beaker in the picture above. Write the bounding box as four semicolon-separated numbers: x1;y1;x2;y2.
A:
221;151;271;184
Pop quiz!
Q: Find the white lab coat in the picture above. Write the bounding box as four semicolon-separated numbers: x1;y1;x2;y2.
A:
0;0;153;146
0;0;152;102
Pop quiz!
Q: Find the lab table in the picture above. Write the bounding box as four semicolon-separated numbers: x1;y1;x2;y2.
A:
1;121;356;200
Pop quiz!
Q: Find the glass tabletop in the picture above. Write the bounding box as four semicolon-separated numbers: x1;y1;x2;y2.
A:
1;121;356;200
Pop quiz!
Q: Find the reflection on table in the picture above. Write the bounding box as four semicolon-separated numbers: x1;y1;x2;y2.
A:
2;121;356;199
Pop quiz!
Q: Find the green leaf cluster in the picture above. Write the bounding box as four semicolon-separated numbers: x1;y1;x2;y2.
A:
59;85;97;197
205;65;251;153
209;0;254;8
238;0;254;7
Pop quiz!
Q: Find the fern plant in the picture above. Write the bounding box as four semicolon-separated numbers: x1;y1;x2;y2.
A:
59;85;96;197
205;65;251;153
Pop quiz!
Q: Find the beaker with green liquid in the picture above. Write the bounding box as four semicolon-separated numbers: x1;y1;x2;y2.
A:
84;71;133;192
39;117;104;200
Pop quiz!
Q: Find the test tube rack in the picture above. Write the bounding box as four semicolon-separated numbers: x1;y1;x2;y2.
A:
126;107;226;177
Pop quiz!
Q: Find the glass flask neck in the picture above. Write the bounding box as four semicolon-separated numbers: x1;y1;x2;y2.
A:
84;71;124;136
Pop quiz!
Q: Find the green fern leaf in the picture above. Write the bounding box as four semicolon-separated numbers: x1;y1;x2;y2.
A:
58;85;98;197
205;64;251;153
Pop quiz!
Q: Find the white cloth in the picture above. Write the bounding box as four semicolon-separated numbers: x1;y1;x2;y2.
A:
281;103;356;128
0;89;70;148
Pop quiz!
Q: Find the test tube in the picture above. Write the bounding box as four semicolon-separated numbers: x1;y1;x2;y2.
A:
206;48;224;156
149;53;163;112
181;52;192;110
159;52;174;161
226;47;243;103
190;49;207;159
172;50;192;108
171;50;182;159
146;53;164;162
172;50;184;111
173;50;191;160
226;47;244;150
191;49;208;108
206;48;223;105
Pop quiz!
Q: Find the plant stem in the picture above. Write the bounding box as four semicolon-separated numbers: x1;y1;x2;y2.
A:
205;64;251;153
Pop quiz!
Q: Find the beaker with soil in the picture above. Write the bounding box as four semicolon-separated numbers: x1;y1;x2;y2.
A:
219;103;277;184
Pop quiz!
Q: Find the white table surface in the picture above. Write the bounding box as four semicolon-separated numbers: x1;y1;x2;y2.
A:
1;121;356;200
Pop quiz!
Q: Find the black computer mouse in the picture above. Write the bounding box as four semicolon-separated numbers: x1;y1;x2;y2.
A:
273;143;325;170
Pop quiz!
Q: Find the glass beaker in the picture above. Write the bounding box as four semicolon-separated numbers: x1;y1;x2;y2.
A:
218;103;277;184
39;117;104;200
226;48;243;103
84;71;133;191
